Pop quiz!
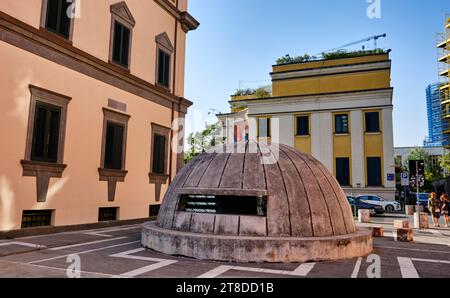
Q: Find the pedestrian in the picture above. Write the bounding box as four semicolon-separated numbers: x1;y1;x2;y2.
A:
441;194;450;228
429;192;441;228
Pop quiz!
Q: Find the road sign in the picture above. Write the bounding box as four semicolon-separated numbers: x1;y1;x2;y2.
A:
401;173;409;186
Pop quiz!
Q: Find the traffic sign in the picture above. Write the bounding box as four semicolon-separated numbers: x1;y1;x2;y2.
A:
401;173;409;186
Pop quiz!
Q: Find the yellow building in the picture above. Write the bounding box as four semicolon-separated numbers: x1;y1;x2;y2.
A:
438;14;450;146
0;0;198;232
218;51;396;200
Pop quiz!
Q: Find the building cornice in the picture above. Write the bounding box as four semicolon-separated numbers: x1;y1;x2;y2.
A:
0;11;192;111
230;88;394;105
270;61;391;81
247;104;394;117
153;0;200;32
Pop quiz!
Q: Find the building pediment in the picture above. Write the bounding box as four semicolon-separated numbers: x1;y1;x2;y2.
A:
110;1;136;27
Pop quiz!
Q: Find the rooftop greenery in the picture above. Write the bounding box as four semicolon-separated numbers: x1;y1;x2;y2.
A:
233;87;271;98
276;49;387;65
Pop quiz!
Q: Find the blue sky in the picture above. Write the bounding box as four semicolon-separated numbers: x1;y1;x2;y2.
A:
184;0;450;147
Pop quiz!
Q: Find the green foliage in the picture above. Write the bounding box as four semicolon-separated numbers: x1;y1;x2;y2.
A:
184;124;224;164
233;87;271;98
276;54;315;65
404;147;430;170
321;49;385;60
254;87;270;98
440;153;450;175
276;49;387;65
233;88;255;96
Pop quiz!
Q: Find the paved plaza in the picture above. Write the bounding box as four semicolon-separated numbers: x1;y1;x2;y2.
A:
0;216;449;278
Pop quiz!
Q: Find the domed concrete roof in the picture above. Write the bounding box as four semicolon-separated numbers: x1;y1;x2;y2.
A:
156;142;356;238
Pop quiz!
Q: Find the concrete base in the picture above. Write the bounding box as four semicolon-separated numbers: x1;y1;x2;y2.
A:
370;227;384;237
358;210;371;223
394;220;410;229
396;228;413;242
405;205;415;215
141;222;373;263
414;212;429;229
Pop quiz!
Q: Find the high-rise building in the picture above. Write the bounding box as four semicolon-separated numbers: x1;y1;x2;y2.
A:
424;83;445;147
0;0;199;232
437;14;450;148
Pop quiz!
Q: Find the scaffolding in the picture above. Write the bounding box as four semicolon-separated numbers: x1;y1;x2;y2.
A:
437;14;450;146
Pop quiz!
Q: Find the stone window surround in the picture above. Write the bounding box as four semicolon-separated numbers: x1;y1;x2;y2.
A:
108;1;136;71
99;108;130;202
22;85;71;203
40;0;76;43
155;32;174;92
149;123;171;184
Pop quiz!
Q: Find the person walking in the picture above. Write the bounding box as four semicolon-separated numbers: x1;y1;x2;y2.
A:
429;192;441;228
441;193;450;228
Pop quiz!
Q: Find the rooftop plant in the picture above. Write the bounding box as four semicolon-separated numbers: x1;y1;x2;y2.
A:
233;87;271;98
276;48;387;65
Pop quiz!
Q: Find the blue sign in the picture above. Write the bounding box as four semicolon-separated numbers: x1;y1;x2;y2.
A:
387;174;395;181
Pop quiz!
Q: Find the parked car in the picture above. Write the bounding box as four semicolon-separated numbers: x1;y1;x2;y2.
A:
347;196;384;216
357;195;402;212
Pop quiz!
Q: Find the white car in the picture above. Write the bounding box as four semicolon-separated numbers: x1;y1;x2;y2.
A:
357;195;402;212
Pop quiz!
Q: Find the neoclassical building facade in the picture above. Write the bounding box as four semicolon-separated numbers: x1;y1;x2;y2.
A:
0;0;198;231
218;52;396;200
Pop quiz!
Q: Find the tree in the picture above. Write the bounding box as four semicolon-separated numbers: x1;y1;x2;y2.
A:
184;123;224;164
404;147;429;170
440;153;450;176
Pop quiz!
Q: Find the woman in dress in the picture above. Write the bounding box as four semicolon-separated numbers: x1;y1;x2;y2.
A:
429;192;441;228
441;194;450;228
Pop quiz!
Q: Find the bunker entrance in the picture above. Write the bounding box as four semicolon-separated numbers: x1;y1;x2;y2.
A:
178;194;267;216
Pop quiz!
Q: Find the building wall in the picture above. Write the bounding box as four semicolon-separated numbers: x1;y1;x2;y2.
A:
241;90;395;200
222;52;395;200
0;0;197;231
271;54;391;97
0;0;189;97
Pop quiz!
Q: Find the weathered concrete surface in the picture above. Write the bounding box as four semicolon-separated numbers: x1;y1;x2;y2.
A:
405;205;415;215
371;227;384;237
394;220;410;229
214;215;239;236
396;228;413;242
414;212;429;229
142;222;373;263
358;210;371;223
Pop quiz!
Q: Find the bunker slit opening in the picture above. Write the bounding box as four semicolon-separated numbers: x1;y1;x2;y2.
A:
178;194;267;217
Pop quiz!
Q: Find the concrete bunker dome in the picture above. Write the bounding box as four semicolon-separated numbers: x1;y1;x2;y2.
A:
142;142;372;263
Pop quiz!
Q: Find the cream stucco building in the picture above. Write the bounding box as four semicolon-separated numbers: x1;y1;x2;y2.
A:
218;52;396;200
0;0;198;231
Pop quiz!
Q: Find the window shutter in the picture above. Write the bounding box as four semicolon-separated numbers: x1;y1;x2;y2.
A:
153;134;166;174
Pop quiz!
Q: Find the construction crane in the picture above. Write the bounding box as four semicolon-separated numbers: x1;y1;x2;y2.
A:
322;34;387;54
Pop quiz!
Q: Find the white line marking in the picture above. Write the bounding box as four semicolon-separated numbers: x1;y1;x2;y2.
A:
351;257;362;278
198;265;234;278
375;245;450;254
397;257;419;278
110;248;178;278
84;226;141;238
0;259;120;278
197;263;316;278
289;263;316;276
50;237;127;251
429;230;442;236
29;240;139;264
7;224;142;241
411;258;450;265
117;260;178;278
0;242;46;249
